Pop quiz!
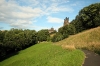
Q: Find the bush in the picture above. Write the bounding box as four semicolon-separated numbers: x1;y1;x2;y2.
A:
52;33;63;42
37;29;50;42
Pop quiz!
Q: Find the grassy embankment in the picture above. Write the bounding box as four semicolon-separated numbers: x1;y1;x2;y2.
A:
0;42;84;66
56;27;100;54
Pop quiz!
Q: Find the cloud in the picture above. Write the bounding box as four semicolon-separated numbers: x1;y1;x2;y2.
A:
0;0;43;29
43;0;73;14
9;19;32;28
0;0;74;29
47;16;63;23
45;5;74;14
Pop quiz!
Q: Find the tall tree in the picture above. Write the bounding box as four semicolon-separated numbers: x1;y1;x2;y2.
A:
74;3;100;32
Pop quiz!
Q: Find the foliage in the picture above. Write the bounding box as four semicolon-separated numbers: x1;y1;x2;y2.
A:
60;24;76;36
52;24;75;42
0;29;38;61
72;3;100;33
51;33;63;42
58;26;69;39
37;29;50;42
0;42;85;66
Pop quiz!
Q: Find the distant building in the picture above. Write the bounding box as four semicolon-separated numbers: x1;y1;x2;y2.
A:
48;27;56;34
63;17;69;26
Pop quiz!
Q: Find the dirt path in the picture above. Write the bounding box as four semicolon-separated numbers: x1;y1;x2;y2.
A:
82;50;100;66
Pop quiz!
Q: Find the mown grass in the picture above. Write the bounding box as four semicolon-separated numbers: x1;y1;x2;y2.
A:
56;27;100;54
0;42;84;66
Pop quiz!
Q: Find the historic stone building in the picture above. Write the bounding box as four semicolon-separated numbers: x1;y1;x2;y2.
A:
63;17;69;26
48;27;55;34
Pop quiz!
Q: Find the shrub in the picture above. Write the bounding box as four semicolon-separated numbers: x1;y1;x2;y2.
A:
52;33;63;42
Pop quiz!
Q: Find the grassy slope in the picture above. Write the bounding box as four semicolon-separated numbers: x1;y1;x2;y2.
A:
50;33;56;37
0;42;84;66
56;27;100;54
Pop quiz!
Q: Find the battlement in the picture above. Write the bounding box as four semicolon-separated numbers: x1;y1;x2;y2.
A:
63;17;69;26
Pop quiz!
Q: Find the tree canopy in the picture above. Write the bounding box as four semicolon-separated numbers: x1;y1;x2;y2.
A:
0;29;38;61
37;29;50;42
72;3;100;33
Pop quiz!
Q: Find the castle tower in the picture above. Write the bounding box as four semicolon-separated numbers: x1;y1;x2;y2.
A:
63;17;69;26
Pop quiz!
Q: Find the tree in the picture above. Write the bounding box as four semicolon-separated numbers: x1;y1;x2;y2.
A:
79;3;100;31
51;33;63;42
71;3;100;33
0;29;38;61
67;24;76;35
37;29;50;42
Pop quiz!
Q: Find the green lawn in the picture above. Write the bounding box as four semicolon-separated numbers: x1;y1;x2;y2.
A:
0;42;85;66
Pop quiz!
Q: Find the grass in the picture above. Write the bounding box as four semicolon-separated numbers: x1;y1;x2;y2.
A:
0;42;84;66
62;44;76;51
56;27;100;54
50;33;56;37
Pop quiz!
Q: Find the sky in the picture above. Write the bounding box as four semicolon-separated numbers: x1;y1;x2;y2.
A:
0;0;100;31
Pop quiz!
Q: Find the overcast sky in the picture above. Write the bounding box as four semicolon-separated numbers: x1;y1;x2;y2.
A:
0;0;100;31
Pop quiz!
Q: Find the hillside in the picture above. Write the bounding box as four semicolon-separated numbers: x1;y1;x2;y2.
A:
56;27;100;54
0;42;84;66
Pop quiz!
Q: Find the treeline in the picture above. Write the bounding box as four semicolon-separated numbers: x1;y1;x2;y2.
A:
0;29;50;61
52;3;100;42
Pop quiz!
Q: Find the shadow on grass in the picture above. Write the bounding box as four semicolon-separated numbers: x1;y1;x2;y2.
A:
0;51;19;62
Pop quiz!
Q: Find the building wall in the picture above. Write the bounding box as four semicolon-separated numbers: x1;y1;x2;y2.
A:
63;17;69;26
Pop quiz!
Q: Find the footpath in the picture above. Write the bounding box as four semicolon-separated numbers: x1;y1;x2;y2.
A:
82;50;100;66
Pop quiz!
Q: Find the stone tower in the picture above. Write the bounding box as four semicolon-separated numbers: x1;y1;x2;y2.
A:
63;17;69;26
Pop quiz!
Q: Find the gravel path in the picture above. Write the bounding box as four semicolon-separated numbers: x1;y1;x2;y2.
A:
82;50;100;66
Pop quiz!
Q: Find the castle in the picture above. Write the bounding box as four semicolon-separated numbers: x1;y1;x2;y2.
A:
63;17;69;26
